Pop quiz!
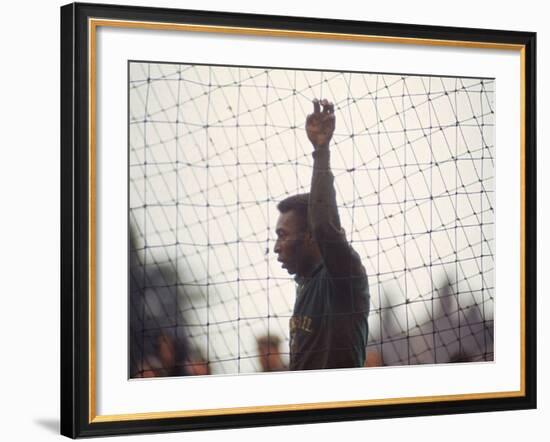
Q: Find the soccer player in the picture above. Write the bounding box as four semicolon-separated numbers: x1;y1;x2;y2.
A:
274;99;370;371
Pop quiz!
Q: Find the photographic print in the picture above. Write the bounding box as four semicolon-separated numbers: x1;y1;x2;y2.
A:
128;61;495;378
61;3;535;437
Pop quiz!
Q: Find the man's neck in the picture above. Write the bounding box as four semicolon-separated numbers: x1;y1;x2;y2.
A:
297;258;323;280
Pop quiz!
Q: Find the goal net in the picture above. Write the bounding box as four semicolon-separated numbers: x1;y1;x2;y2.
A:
128;61;494;377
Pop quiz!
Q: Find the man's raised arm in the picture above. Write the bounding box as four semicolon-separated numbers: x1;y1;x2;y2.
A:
306;99;364;280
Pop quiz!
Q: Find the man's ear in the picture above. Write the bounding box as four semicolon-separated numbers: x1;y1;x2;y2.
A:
304;229;315;244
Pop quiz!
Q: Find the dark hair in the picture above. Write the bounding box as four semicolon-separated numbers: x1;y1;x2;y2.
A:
276;193;309;232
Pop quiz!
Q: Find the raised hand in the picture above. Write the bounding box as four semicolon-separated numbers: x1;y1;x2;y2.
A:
306;99;335;150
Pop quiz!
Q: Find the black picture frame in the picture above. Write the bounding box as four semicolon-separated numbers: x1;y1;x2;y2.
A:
61;2;536;438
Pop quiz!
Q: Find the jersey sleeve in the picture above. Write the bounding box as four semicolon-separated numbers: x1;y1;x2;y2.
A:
308;148;367;288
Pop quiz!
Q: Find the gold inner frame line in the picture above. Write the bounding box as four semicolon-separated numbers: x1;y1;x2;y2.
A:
90;18;525;51
88;17;527;423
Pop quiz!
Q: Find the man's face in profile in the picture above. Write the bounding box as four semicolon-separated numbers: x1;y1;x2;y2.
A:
273;210;308;276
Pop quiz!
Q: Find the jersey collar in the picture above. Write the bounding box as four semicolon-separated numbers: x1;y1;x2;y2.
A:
294;261;323;285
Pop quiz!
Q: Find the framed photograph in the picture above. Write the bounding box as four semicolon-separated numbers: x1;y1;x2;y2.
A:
60;2;536;438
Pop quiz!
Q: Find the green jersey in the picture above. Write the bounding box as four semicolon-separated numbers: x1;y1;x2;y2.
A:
289;148;370;370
